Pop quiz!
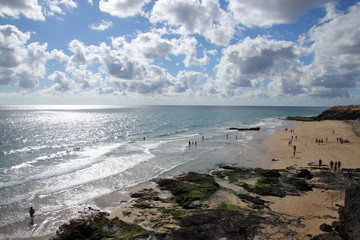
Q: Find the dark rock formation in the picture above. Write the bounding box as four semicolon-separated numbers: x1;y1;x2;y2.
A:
315;105;360;121
50;212;152;240
282;177;313;191
320;223;333;233
342;184;360;239
295;169;313;179
228;127;260;131
311;184;360;240
156;172;220;209
158;209;265;240
237;193;266;205
287;105;360;121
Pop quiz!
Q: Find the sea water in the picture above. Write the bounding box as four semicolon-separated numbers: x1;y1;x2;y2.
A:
0;105;326;239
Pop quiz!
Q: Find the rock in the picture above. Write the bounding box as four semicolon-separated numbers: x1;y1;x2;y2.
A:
130;188;160;201
51;212;152;240
256;169;281;178
237;193;266;205
310;232;342;240
342;184;360;239
315;105;360;120
295;169;313;179
156;172;219;209
163;209;265;240
320;223;333;232
282;177;313;191
245;184;286;198
229;127;260;131
287;105;360;121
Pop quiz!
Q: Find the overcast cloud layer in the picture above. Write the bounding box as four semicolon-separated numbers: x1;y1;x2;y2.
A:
0;0;359;106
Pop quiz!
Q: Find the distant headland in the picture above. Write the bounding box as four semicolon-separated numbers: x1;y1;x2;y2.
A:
287;105;360;121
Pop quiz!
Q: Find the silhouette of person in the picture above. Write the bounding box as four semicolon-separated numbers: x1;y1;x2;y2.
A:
29;207;35;221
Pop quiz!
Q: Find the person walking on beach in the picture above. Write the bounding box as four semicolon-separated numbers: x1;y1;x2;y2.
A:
29;207;35;220
319;159;322;168
330;160;334;170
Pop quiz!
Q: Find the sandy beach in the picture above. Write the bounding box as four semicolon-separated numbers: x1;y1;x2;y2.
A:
265;120;360;169
263;120;360;238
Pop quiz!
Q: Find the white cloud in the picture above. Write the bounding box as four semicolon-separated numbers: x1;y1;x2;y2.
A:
129;32;209;66
43;0;78;16
98;86;114;95
89;19;113;31
216;36;299;95
131;32;174;61
305;2;360;96
48;71;73;92
171;71;204;95
0;25;49;89
150;0;234;46
99;0;150;18
66;66;103;90
0;0;44;21
267;60;306;97
0;0;78;20
228;0;328;28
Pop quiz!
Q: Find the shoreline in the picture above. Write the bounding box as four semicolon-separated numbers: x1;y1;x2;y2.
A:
27;119;360;239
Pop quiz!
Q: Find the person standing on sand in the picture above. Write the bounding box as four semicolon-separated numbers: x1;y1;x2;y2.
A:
330;160;334;170
319;159;322;168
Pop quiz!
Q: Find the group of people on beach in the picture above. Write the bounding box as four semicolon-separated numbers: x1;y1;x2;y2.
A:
319;159;342;171
336;137;351;144
330;160;341;172
315;138;327;144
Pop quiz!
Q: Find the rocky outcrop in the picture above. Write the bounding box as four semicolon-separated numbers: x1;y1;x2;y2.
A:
342;184;360;239
154;209;265;240
286;105;360;121
156;172;220;209
229;127;260;131
311;184;360;240
315;105;360;121
50;212;152;240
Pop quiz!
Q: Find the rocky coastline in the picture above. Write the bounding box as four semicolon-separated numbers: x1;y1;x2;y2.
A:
286;105;360;121
50;165;360;240
45;105;360;239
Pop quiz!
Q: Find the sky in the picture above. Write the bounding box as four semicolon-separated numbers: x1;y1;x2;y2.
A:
0;0;359;106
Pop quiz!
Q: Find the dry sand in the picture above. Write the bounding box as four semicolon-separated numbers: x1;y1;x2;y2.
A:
263;120;360;238
264;120;360;169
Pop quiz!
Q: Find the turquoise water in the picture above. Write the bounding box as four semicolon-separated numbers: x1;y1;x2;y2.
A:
0;105;326;239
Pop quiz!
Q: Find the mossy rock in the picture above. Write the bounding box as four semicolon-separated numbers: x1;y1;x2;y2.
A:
52;212;152;240
157;172;220;209
217;202;242;211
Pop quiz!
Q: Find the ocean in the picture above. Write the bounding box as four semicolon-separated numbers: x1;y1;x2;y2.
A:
0;105;326;239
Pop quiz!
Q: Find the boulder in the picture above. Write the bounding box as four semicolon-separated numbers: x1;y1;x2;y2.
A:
320;223;333;232
295;169;313;179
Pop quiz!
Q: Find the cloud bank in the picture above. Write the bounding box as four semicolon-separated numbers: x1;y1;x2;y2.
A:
0;0;359;105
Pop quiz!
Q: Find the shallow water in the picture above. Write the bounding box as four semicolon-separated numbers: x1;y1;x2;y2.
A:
0;105;325;239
